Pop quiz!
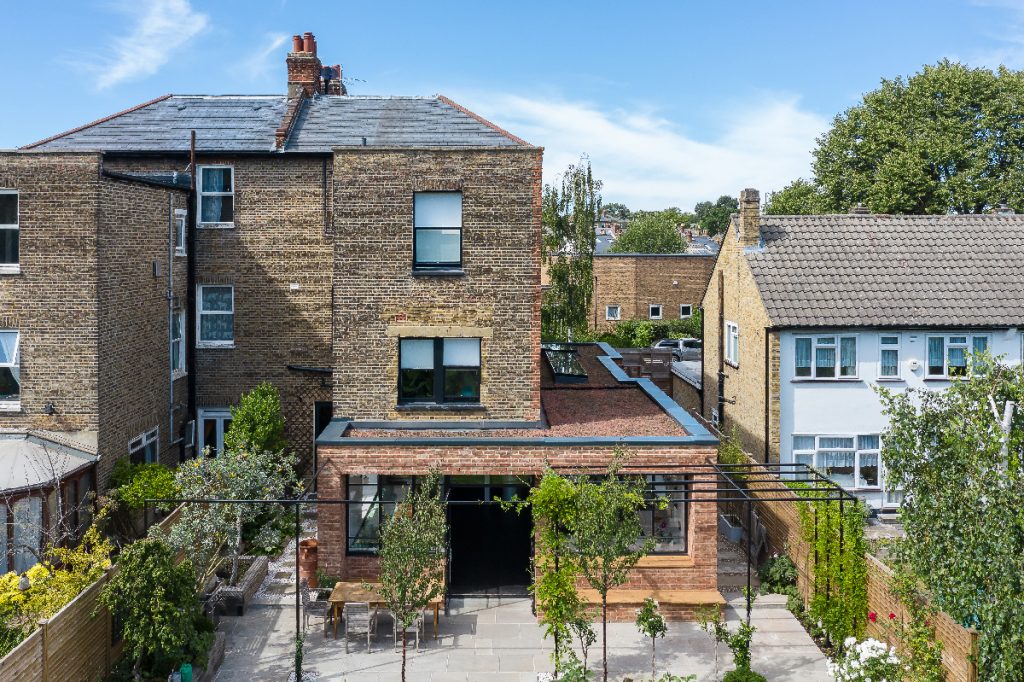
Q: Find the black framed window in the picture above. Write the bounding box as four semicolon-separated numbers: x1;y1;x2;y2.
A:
399;337;480;404
413;192;462;269
640;475;689;554
0;190;18;268
347;475;415;553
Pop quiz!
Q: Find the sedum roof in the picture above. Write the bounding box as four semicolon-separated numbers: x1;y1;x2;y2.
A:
747;213;1024;328
23;94;530;153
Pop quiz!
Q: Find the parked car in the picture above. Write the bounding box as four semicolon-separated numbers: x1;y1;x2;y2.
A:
652;338;701;361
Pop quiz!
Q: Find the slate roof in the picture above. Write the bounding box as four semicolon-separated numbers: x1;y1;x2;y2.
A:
24;94;529;152
747;214;1024;328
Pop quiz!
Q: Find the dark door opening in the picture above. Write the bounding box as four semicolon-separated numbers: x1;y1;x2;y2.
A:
447;476;532;596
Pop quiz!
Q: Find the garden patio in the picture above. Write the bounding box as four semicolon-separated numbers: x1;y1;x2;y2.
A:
212;544;833;681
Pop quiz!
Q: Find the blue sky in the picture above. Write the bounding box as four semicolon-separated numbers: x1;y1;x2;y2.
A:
2;0;1023;209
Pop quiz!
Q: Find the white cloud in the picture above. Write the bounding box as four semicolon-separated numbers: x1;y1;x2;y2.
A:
233;33;289;83
465;93;827;211
965;0;1024;69
89;0;208;89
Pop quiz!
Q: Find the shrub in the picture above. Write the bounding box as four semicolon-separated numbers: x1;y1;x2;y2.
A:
722;669;768;682
758;553;797;593
223;382;287;454
110;459;179;511
827;637;902;682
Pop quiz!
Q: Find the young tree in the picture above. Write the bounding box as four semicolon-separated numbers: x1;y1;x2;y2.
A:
224;381;288;454
693;196;738;236
542;156;602;341
163;447;300;588
813;60;1024;214
99;538;206;677
375;472;448;682
635;597;668;680
609;212;686;253
571;455;653;682
878;354;1024;679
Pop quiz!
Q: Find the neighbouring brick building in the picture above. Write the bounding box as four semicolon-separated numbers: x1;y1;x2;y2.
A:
700;188;1024;510
3;33;723;610
591;253;716;332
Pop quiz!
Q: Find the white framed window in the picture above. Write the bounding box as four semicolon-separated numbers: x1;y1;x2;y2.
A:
199;409;232;456
129;427;159;464
792;434;882;491
197;166;234;227
724;321;739;366
0;189;18;273
605;305;621;321
679;304;692;319
174;208;186;256
171;309;185;376
0;330;20;408
794;335;857;379
926;334;989;378
197;285;234;347
413;192;462;269
649;304;663;320
878;334;900;379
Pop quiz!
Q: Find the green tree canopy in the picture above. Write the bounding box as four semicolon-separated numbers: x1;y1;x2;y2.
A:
224;381;287;454
601;202;630;220
810;60;1024;214
878;355;1024;679
609;212;686;253
542;157;602;341
693;195;738;235
764;178;831;215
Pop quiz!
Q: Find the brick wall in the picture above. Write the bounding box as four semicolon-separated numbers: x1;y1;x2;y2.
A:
96;177;189;487
701;222;778;460
591;254;715;332
331;147;543;422
315;442;718;611
671;373;701;413
0;152;102;433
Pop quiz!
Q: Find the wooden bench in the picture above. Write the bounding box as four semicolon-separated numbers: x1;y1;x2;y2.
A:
578;588;725;621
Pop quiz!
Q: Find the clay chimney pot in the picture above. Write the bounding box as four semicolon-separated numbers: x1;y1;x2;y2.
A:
303;32;315;53
291;35;303;53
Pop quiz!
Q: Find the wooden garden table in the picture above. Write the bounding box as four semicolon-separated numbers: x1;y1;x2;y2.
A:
328;581;442;640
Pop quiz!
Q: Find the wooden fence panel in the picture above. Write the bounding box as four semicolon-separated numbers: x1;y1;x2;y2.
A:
0;629;43;681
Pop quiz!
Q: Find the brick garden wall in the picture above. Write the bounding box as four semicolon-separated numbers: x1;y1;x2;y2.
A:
591;254;715;332
331;147;543;423
726;451;978;681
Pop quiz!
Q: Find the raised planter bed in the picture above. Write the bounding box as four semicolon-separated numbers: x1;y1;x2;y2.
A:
719;513;744;544
211;556;269;617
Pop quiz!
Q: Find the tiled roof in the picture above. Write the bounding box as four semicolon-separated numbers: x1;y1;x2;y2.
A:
24;95;529;152
747;214;1024;328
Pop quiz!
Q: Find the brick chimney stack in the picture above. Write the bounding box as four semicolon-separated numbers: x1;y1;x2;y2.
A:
286;32;323;98
737;188;761;247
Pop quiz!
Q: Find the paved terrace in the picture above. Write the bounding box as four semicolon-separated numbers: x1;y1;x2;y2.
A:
214;552;832;682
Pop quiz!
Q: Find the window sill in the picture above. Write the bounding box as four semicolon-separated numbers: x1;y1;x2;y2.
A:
197;223;235;230
395;403;486;412
637;554;693;568
0;401;22;412
196;342;235;350
174;250;187;258
725;360;739;369
0;264;21;275
875;377;904;382
411;268;466;277
172;370;187;381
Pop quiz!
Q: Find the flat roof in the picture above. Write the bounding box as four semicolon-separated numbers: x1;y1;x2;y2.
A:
319;343;717;446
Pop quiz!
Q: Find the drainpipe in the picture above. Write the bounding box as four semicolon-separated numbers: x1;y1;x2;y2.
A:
168;196;176;460
186;132;198;456
717;270;726;426
763;328;770;464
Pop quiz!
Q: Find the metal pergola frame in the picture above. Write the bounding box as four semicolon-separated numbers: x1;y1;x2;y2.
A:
143;461;858;680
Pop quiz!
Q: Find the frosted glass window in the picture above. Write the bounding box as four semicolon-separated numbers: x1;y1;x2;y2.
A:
414;192;462;268
400;339;434;369
793;436;816;450
414;193;462;228
443;338;480;366
198;286;234;344
795;338;812;377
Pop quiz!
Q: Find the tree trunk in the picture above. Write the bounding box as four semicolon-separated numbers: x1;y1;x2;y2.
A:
401;626;408;682
602;595;608;682
230;513;242;584
651;637;656;679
